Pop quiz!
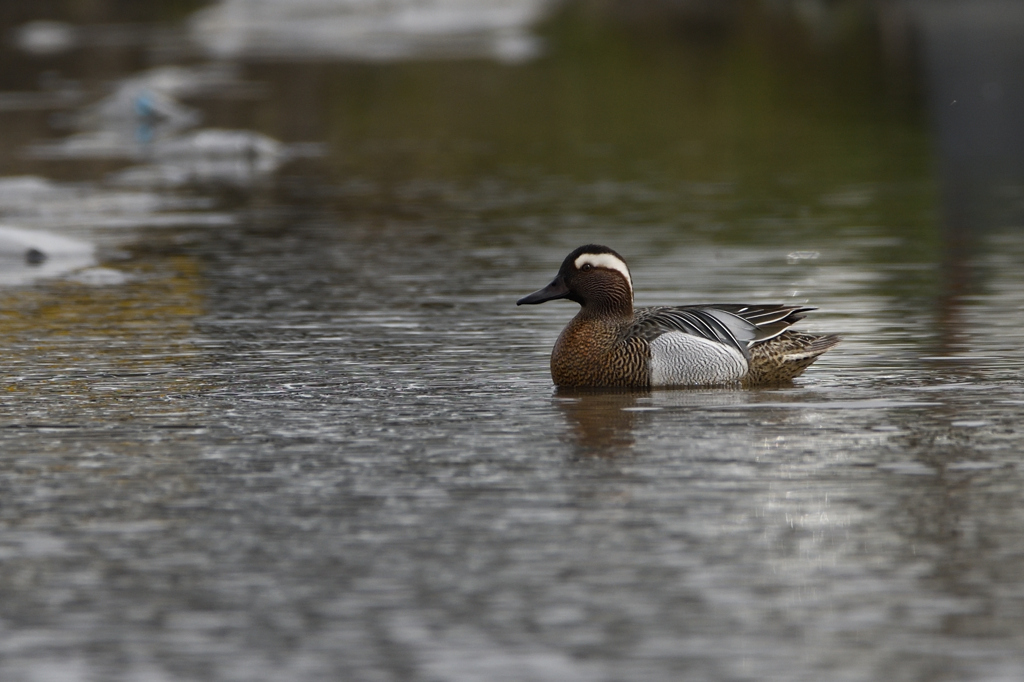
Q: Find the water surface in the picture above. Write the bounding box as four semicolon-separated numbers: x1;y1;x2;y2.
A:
1;2;1024;681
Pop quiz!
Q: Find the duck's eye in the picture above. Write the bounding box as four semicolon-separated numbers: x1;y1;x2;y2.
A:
580;263;593;272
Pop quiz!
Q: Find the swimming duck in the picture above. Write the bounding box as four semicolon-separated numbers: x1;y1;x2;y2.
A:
517;245;839;388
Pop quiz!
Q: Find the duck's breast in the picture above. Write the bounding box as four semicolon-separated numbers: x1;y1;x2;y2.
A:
648;332;748;387
551;316;648;387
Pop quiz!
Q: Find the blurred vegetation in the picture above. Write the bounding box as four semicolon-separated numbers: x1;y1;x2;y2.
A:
0;0;210;25
319;1;937;265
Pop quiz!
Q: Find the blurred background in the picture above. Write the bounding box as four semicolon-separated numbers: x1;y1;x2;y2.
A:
3;0;1023;315
2;1;1024;681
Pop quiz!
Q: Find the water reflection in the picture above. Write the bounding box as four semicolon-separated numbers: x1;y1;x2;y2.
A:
555;385;821;458
884;2;1024;356
555;389;644;457
0;250;206;418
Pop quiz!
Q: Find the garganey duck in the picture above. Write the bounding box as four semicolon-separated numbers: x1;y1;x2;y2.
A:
517;245;839;388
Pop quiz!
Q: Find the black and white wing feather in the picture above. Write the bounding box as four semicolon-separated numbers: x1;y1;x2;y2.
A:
630;304;814;357
705;304;815;343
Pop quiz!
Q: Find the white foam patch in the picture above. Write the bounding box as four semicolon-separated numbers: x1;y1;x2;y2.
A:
574;252;632;293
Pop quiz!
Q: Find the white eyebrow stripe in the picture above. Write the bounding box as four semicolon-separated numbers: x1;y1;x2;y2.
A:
574;253;633;294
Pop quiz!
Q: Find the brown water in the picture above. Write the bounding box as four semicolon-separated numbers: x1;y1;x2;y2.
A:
1;2;1024;681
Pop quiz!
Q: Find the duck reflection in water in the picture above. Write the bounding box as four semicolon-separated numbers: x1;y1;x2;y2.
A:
554;388;648;458
554;386;775;458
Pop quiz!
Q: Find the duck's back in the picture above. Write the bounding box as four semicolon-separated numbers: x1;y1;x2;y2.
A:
632;304;837;388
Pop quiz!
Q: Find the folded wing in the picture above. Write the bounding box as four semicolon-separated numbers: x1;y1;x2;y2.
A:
631;304;815;358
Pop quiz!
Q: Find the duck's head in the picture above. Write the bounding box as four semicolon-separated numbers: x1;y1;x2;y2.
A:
517;244;633;315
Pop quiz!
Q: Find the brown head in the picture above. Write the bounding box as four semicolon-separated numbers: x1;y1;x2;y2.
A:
516;245;634;318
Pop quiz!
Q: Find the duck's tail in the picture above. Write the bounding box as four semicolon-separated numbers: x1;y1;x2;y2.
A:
743;332;840;386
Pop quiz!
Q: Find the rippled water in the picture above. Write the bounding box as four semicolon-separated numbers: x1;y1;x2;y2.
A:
2;2;1024;681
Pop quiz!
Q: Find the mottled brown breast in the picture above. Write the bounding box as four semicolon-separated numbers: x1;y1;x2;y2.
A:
550;316;650;388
